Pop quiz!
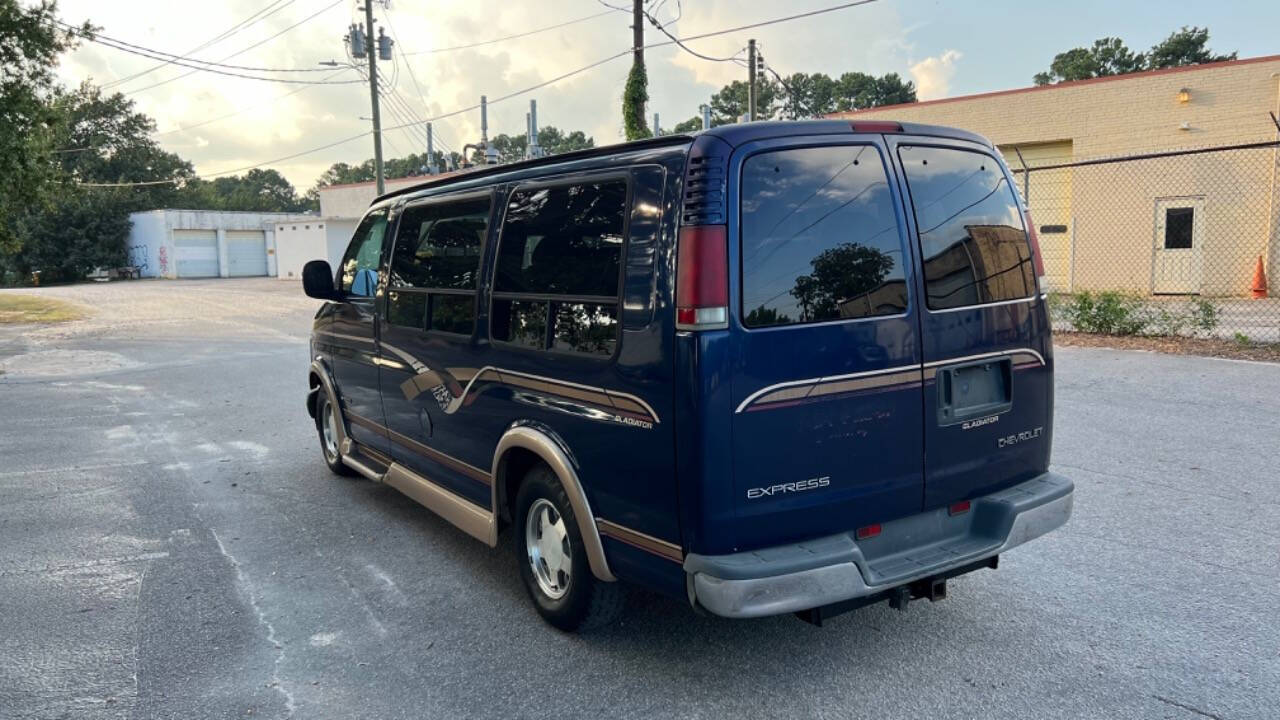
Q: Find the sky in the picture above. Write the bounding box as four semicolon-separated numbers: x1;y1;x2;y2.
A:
49;0;1280;191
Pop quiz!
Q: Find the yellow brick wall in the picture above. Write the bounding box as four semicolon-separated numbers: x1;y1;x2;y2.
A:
838;57;1280;295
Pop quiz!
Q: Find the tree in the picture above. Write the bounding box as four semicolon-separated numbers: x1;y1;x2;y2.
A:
672;115;705;133
623;61;651;141
1147;26;1236;69
10;188;132;283
479;126;594;164
709;79;782;124
51;82;193;208
673;71;916;128
0;0;88;259
791;243;896;321
1033;37;1146;85
778;71;916;117
1033;28;1236;85
183;169;308;213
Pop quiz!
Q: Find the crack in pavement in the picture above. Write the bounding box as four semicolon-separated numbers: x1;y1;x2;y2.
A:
211;528;297;718
1152;694;1225;720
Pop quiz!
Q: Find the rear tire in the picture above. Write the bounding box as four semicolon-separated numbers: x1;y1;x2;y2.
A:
515;465;625;631
316;393;355;477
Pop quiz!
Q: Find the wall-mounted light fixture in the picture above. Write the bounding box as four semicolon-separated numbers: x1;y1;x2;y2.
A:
1177;88;1191;104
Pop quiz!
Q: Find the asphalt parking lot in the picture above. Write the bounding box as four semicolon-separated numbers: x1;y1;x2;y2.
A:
1;278;1276;720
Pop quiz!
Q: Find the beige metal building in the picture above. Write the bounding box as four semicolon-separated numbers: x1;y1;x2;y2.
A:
832;55;1280;296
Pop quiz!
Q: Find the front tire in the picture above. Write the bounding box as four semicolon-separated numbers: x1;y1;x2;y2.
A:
515;465;625;631
316;393;355;477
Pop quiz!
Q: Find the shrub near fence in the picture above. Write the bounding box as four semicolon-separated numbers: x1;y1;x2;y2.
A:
1009;138;1280;342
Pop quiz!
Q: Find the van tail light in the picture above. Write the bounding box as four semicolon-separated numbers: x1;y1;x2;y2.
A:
948;500;971;516
1023;210;1046;292
676;225;729;330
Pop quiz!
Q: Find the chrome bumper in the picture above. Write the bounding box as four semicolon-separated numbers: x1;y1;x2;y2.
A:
684;472;1073;619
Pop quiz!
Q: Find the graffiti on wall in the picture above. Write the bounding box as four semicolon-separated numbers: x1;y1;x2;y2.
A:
128;245;149;273
158;246;169;275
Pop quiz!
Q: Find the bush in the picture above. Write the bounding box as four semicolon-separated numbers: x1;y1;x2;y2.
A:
1052;291;1220;337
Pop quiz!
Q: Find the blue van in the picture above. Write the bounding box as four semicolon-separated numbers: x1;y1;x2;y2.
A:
303;120;1073;631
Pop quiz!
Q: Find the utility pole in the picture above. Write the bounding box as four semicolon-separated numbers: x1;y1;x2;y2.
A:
426;122;436;174
652;112;660;137
362;2;384;194
701;104;711;130
632;0;644;68
747;38;757;122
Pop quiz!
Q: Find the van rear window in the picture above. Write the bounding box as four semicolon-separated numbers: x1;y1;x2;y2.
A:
898;146;1036;310
740;145;908;328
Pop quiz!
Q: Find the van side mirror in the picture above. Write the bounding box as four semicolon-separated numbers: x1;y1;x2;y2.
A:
302;260;343;301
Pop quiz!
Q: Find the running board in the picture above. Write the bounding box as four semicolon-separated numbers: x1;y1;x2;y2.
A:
342;453;385;482
383;463;497;546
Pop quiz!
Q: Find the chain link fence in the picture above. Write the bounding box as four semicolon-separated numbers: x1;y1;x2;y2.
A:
1008;137;1280;342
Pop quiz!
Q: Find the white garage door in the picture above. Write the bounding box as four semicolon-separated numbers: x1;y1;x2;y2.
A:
226;231;268;277
173;230;219;278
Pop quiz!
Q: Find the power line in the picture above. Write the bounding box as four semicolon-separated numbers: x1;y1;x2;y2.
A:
121;0;347;94
384;0;884;135
662;0;880;47
73;25;346;75
102;0;296;88
401;10;620;56
84;0;884;186
72;31;364;85
639;4;743;63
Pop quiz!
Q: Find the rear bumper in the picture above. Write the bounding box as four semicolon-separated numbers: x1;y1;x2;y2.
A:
684;472;1073;619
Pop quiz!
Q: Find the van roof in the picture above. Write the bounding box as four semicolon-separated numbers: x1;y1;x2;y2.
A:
371;119;993;206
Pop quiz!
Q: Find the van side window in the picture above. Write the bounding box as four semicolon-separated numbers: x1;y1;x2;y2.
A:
898;145;1036;310
386;196;491;333
740;146;908;328
491;179;626;355
339;208;389;298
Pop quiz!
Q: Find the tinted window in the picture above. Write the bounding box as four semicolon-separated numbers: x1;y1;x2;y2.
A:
491;299;548;349
495;181;626;297
386;197;489;334
552;303;618;355
389;197;490;289
899;146;1036;310
431;295;475;335
1164;207;1194;249
741;146;908;327
339;209;388;297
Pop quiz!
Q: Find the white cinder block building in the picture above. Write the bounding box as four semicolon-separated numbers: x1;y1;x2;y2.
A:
127;209;313;279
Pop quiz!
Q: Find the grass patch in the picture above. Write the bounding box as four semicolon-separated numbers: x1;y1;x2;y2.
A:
0;294;88;324
1056;331;1280;363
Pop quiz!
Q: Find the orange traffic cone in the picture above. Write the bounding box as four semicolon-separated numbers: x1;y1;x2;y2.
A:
1251;255;1268;299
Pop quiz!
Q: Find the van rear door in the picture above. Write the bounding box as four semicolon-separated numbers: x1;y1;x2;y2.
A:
728;135;924;551
890;138;1054;509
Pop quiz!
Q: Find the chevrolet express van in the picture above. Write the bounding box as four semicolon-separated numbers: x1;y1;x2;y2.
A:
303;120;1073;631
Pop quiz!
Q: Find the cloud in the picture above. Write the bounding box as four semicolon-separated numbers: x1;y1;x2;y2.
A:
910;50;962;101
51;0;918;189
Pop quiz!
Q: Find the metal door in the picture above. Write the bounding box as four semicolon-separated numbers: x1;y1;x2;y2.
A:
173;230;218;278
226;231;268;276
1152;197;1204;294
